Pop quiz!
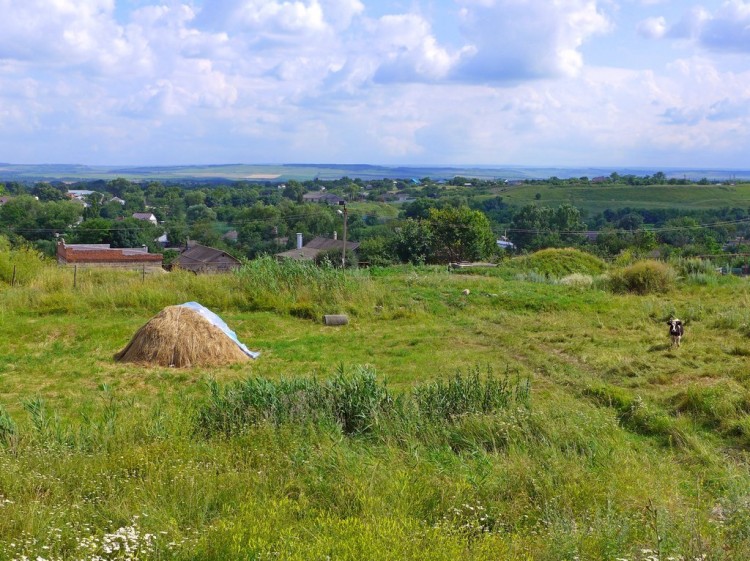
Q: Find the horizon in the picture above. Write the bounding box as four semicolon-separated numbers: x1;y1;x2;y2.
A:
3;162;750;182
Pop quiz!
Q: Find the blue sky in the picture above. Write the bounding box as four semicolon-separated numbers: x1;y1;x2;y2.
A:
1;0;748;168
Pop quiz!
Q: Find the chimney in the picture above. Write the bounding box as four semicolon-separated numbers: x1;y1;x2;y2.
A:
296;233;303;249
333;231;337;240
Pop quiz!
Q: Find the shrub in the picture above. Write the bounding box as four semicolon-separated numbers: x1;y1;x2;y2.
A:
0;241;48;286
609;260;675;295
673;257;716;277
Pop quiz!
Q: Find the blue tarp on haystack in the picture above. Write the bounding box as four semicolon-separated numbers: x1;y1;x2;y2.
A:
179;301;260;359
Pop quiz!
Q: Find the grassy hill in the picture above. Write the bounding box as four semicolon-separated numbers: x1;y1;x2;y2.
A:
497;181;750;214
1;253;750;559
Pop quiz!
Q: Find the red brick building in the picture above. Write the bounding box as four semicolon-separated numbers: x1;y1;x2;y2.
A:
56;240;163;270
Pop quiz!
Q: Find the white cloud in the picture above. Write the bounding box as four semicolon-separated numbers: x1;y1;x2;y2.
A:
368;14;473;83
637;16;667;39
0;0;129;67
452;0;612;82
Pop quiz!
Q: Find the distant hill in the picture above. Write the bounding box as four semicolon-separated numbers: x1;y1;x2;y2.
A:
1;163;749;182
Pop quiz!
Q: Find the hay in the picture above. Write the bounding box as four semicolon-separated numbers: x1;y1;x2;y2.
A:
115;305;251;368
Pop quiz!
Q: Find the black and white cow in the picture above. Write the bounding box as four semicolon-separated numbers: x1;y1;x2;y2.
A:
667;318;684;348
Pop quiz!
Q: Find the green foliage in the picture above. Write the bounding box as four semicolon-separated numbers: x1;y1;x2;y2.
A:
411;367;530;422
0;237;48;286
357;236;396;267
427;206;496;263
196;366;394;436
314;247;358;269
609;260;675;294
236;255;381;316
0;405;16;447
509;203;586;250
197;366;530;440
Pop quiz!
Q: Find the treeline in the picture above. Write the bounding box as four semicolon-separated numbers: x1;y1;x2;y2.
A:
2;175;750;267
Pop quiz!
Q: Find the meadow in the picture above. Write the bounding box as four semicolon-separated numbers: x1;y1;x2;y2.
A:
1;250;750;560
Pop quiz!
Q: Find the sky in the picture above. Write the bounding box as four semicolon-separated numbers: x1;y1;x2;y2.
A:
1;0;749;168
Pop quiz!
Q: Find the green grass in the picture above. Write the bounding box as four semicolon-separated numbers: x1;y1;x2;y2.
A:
3;251;750;559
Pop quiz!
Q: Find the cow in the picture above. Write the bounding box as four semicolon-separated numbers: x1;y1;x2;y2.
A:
667;318;684;348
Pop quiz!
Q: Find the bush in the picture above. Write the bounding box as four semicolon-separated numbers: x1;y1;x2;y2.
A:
314;247;358;269
609;260;675;295
673;257;716;277
0;239;48;286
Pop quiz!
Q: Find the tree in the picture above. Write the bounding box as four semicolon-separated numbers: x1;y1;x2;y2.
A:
282;181;305;203
392;220;433;264
186;204;217;223
73;218;114;244
509;203;586;251
427;206;496;263
32;183;67;202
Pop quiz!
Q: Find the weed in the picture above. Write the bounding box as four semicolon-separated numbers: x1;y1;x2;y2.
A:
0;405;17;447
609;260;675;295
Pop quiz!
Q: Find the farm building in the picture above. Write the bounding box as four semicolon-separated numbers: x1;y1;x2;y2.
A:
172;244;241;273
276;233;360;262
56;240;163;270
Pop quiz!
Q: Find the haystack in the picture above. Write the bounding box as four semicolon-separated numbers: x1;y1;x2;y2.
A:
115;304;257;368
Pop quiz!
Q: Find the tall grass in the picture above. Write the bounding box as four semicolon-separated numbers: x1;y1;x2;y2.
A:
608;260;676;294
236;256;384;318
0;254;386;318
196;366;531;440
197;366;394;436
513;248;607;278
0;238;48;286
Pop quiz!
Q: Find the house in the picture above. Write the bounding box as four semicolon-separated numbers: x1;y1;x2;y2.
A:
497;237;515;250
302;191;343;205
0;196;11;206
132;212;158;226
110;197;126;205
276;233;360;262
56;240;163;270
172;244;241;273
66;190;94;202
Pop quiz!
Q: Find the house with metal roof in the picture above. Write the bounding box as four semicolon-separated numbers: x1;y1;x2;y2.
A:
276;233;360;262
172;244;241;273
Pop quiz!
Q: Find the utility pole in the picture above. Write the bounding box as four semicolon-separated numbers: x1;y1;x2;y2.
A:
338;201;348;268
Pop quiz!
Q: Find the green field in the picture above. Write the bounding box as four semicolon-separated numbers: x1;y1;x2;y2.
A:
2;254;750;560
497;182;750;214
